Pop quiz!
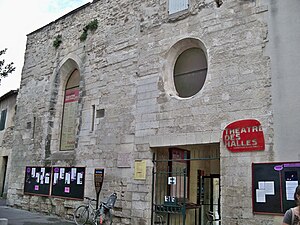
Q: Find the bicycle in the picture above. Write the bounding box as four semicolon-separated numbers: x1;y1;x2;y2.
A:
74;197;98;225
98;192;117;225
73;193;117;225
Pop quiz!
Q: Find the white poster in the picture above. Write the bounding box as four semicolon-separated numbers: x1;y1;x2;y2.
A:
45;173;50;184
36;172;40;183
40;175;44;184
259;181;275;195
53;173;59;185
59;168;65;180
256;189;266;203
71;168;77;181
41;167;45;176
65;172;71;184
256;181;275;203
31;168;36;177
286;181;298;200
77;172;83;185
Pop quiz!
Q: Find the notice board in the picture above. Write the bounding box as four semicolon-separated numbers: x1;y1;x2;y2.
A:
51;167;85;200
252;162;300;215
24;166;51;196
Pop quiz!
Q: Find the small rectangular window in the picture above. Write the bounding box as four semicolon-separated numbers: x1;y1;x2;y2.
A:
96;109;105;118
168;0;188;15
26;122;32;129
91;105;95;131
32;117;36;139
0;109;7;131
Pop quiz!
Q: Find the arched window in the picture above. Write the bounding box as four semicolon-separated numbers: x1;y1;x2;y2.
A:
173;47;207;98
60;69;80;151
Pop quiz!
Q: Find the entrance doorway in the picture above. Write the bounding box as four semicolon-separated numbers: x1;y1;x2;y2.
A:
198;175;220;225
0;156;8;197
151;144;220;225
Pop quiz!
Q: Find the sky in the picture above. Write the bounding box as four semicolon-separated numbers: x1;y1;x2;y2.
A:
0;0;91;96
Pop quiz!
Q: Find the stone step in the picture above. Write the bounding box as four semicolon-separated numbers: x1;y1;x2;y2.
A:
0;218;8;225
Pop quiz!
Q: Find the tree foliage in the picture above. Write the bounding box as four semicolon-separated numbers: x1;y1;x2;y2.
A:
0;48;16;84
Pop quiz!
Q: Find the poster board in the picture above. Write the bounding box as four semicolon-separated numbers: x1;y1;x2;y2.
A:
252;162;300;215
24;166;51;196
51;167;85;200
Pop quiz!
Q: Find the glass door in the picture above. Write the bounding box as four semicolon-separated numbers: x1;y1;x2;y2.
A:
199;175;220;225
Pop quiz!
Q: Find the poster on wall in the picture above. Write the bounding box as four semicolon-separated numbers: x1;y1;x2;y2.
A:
51;167;85;200
24;166;51;196
60;87;79;150
134;160;146;180
223;119;265;152
252;162;300;215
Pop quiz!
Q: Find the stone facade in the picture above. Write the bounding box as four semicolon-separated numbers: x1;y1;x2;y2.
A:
0;90;18;198
7;0;299;225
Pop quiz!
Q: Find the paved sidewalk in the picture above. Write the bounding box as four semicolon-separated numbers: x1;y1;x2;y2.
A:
0;199;76;225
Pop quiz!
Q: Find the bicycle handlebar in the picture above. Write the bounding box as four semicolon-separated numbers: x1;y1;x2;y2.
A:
85;197;97;201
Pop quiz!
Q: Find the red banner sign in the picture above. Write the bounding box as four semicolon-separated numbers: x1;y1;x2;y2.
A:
64;88;79;103
223;119;265;152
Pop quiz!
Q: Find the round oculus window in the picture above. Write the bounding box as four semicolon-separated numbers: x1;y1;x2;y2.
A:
173;48;207;98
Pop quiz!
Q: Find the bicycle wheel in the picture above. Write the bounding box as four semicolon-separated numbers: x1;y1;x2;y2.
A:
99;211;112;225
97;204;112;225
74;205;89;225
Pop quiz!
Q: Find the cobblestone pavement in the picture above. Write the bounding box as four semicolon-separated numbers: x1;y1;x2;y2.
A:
0;199;75;225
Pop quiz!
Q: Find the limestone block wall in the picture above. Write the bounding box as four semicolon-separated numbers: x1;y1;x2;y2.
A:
7;0;274;224
0;91;18;197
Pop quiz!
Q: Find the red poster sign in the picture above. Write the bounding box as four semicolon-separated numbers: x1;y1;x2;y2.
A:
223;119;265;152
64;89;79;103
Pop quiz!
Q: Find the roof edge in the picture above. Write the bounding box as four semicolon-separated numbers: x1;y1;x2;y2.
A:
27;1;94;36
0;89;19;102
